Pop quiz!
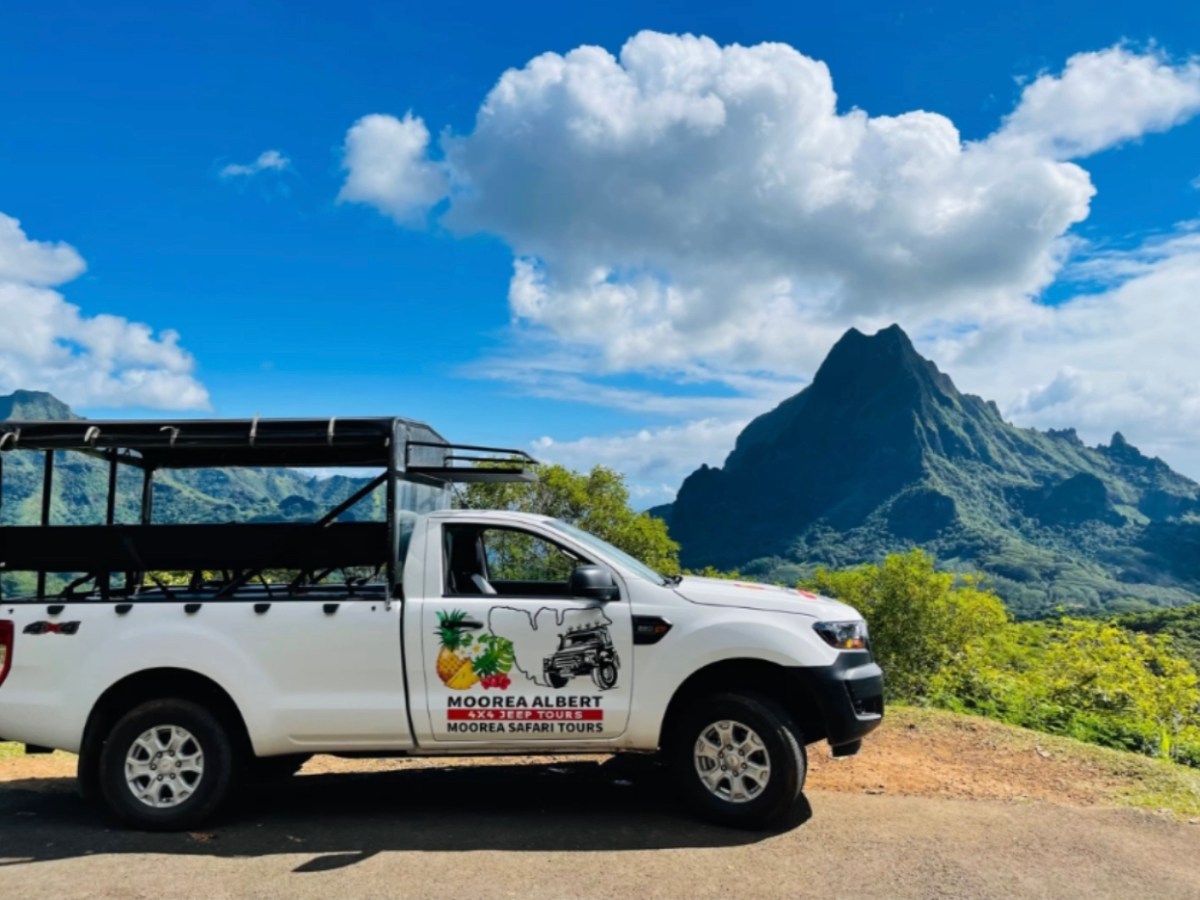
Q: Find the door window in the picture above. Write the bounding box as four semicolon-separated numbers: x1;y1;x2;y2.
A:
484;529;579;584
443;524;590;596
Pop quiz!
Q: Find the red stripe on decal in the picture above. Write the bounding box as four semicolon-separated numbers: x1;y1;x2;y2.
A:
447;708;603;722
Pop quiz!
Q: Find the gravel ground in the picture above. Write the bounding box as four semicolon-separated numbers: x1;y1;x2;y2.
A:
2;755;1198;900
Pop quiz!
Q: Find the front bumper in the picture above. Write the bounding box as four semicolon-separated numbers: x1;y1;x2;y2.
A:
794;651;884;749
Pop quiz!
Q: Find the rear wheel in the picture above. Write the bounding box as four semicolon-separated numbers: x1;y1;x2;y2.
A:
667;692;806;829
97;698;238;831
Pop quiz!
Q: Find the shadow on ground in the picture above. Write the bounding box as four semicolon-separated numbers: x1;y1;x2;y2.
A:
0;757;811;872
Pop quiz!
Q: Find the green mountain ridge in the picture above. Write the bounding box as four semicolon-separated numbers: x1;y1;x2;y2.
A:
0;390;79;422
664;325;1200;618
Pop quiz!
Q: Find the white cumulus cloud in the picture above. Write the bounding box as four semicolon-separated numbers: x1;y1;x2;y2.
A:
0;213;210;410
337;113;447;223
446;31;1095;356
219;149;291;178
995;45;1200;159
533;417;747;504
0;213;86;286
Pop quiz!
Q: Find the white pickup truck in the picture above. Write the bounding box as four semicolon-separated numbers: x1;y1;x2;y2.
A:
0;416;882;831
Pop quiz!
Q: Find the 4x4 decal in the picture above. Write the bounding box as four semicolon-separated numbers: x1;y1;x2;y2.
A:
23;621;81;635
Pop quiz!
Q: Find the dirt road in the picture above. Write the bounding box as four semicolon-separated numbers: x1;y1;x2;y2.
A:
2;755;1198;900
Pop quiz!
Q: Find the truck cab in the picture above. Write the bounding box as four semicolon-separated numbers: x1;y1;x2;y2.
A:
0;416;882;831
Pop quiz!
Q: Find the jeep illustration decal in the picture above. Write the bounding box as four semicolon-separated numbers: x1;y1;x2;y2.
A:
541;622;620;690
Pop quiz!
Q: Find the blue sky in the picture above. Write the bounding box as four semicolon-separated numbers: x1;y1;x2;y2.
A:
1;1;1199;501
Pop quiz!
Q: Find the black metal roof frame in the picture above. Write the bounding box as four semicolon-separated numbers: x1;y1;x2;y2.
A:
0;416;537;477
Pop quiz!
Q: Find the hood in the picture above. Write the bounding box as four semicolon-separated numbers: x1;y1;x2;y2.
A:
673;576;862;620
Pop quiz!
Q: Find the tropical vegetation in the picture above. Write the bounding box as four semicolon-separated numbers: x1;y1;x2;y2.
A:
804;549;1200;768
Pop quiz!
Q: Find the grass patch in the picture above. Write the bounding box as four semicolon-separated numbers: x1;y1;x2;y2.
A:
893;705;1200;818
0;741;73;763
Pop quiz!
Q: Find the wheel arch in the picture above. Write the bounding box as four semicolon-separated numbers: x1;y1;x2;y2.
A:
657;658;827;749
80;668;254;786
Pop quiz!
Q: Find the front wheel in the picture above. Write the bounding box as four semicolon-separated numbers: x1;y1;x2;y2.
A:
667;692;806;830
97;698;238;831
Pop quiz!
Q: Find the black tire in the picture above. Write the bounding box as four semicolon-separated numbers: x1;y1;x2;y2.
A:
547;671;569;689
592;661;619;690
667;692;806;830
251;753;311;783
77;750;101;805
97;698;238;831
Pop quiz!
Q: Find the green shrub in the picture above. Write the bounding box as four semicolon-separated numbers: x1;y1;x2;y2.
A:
931;617;1200;764
804;549;1008;701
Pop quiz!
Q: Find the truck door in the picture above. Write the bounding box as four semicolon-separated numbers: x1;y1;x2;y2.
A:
420;522;633;744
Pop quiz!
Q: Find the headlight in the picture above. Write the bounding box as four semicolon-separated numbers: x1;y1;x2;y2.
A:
813;620;869;651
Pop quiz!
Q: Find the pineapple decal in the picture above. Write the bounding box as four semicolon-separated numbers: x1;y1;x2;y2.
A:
435;610;515;691
436;609;478;690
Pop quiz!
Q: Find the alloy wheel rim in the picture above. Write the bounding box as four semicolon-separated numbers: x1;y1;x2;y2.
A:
693;719;771;804
124;725;205;809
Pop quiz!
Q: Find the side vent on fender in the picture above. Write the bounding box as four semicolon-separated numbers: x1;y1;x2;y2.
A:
632;616;673;645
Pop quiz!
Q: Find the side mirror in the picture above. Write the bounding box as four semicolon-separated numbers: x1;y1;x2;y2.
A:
569;565;620;602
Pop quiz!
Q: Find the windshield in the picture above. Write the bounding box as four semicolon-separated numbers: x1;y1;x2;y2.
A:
546;520;669;586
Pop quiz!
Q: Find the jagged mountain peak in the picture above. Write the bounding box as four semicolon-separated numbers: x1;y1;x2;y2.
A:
812;324;950;393
665;327;1200;616
1102;430;1159;469
729;325;967;465
821;322;917;362
0;390;79;422
773;325;962;440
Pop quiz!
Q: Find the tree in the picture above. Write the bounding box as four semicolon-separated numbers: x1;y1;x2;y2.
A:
804;549;1008;701
457;464;680;574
